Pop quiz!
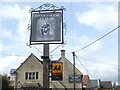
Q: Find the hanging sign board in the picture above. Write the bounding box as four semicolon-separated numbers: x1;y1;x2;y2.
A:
30;10;63;45
51;62;63;80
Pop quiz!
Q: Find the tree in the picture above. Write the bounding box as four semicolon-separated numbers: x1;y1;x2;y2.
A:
0;74;12;89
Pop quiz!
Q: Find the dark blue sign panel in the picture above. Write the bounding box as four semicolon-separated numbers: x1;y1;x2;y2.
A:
51;73;62;80
69;75;82;83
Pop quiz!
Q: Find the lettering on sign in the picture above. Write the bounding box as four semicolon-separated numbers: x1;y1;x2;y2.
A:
51;62;63;80
69;75;82;83
52;62;62;73
54;65;61;70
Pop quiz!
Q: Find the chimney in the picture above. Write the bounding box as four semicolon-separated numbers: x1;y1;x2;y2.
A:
61;50;65;58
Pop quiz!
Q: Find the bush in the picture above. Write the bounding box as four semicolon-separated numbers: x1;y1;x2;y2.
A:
0;74;11;89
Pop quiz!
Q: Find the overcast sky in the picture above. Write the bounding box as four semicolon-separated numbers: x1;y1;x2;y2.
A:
0;0;119;84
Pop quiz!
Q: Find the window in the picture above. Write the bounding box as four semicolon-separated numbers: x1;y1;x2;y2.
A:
25;72;39;80
25;72;28;80
36;72;38;79
33;72;35;79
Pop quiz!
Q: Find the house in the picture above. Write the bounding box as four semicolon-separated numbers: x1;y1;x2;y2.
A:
82;75;91;88
54;50;83;88
100;81;112;90
14;53;43;89
10;50;83;89
89;79;99;90
9;69;16;87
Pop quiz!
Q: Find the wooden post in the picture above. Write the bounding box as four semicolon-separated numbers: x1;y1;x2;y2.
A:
43;44;50;89
72;52;75;90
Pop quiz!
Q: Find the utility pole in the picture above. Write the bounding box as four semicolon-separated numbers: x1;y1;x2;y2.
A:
42;44;50;89
72;52;75;90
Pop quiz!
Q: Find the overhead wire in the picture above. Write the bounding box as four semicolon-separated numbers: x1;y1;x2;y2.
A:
51;25;120;56
2;25;119;80
27;3;120;57
68;26;120;79
3;26;119;58
75;54;97;79
75;26;120;53
0;54;26;57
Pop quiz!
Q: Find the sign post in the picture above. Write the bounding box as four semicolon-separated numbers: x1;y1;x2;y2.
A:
29;3;64;89
43;44;49;88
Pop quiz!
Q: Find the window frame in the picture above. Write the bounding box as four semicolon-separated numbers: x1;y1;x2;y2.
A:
25;72;39;80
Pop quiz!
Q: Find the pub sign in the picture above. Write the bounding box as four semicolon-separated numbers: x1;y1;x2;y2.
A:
30;10;63;44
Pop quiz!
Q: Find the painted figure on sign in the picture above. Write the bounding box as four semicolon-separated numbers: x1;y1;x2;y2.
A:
36;18;55;41
41;24;50;37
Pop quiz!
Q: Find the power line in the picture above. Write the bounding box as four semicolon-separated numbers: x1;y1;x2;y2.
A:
0;54;26;57
51;26;120;56
75;26;120;53
6;26;118;58
75;54;98;79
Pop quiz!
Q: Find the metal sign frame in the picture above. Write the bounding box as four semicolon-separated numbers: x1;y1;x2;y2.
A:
30;8;64;45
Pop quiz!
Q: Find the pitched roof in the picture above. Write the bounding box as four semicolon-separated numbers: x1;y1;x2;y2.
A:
16;53;42;72
82;75;89;85
100;81;112;89
58;50;83;75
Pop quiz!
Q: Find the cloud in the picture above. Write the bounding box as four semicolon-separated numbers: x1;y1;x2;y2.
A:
76;55;118;82
67;33;117;82
0;2;118;84
96;60;117;82
50;40;118;82
0;3;32;52
0;56;26;75
0;3;36;75
0;3;31;42
49;34;103;65
74;3;118;82
0;44;3;52
76;3;118;31
49;34;102;60
75;35;103;56
0;4;31;20
2;30;18;41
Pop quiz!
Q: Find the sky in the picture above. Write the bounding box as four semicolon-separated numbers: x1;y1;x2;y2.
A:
0;0;119;84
